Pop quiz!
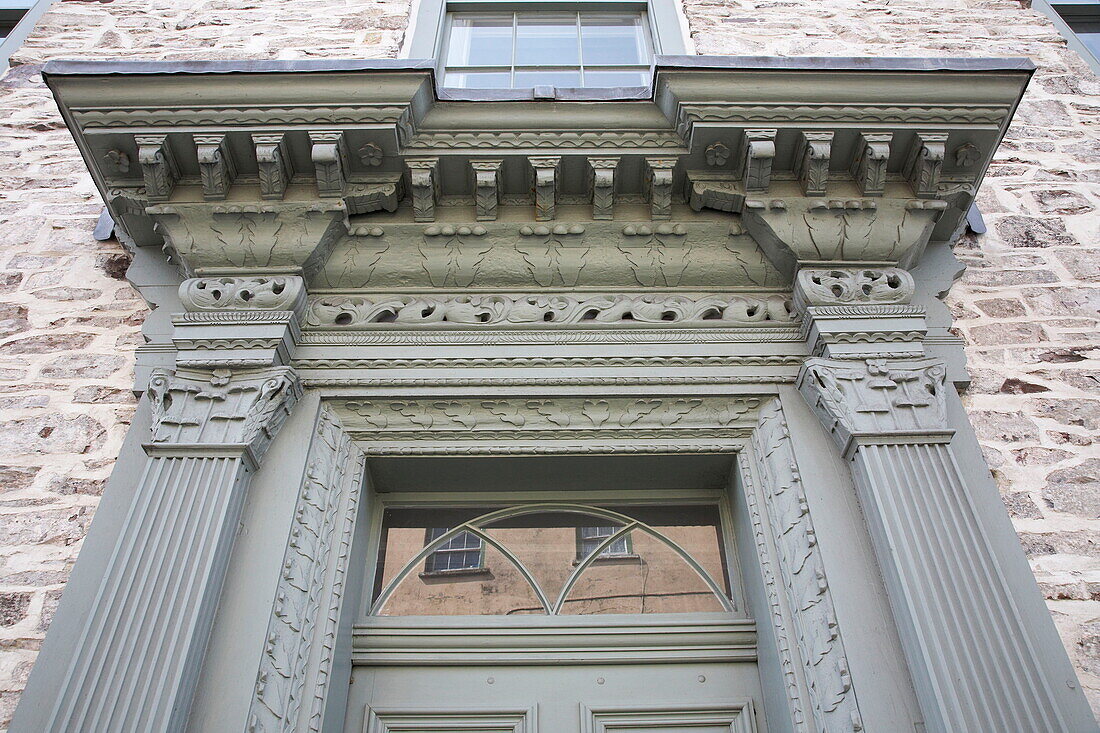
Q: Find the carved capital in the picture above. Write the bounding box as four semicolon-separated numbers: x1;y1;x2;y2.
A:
850;132;892;197
135;135;179;202
309;131;348;197
794;267;915;311
471;159;502;221
742;129;776;193
252;133;290;201
179;276;307;316
194;133;236;201
798;357;952;456
406;157;439;222
529;156;561;221
904;132;948;199
146;367;302;460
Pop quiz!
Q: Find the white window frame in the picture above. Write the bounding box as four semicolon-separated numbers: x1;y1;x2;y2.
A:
0;0;55;68
402;0;689;68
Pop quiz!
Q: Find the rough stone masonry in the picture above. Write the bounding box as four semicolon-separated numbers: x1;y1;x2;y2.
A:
0;0;1096;727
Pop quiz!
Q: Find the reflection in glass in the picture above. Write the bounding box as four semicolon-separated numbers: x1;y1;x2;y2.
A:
582;69;651;88
515;14;580;66
446;15;513;66
580;15;646;65
442;71;512;89
513;70;582;88
372;505;731;617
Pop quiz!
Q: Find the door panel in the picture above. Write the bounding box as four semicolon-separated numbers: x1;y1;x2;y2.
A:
346;663;762;732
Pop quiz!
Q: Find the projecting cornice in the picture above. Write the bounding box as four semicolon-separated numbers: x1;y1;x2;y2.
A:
44;56;1031;278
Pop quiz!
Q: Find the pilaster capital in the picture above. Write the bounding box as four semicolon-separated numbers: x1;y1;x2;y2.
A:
173;276;306;368
146;367;302;462
797;357;953;457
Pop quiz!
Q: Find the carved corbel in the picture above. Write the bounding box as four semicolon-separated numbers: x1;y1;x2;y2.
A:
252;133;290;201
174;276;308;368
406;157;439;222
742;129;776;194
645;158;677;220
588;157;619;220
309;131;348;198
904;132;948;199
687;174;743;214
850;132;892;197
194;133;236;201
795;131;833;197
793;267;915;311
135;135;179;203
471;159;502;221
529;156;561;221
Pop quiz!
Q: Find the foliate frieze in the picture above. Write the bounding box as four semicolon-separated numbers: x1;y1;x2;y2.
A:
793;267;915;310
334;396;763;438
747;401;864;732
303;293;794;329
179;276;307;316
146;367;302;458
798;357;951;452
312;220;784;290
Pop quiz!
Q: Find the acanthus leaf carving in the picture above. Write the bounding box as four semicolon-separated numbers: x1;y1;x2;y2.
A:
645;157;676;220
793;267;915;310
517;224;588;287
253;133;291;201
309;131;348;198
798;357;950;454
179;275;307;316
406;157;439;222
471;159;502;221
304;292;795;329
618;223;691;287
588;157;619;220
135;134;179;202
742;129;776;193
794;131;833;197
904;132;948;199
247;406;365;733
529;156;560;221
194;133;236;201
748;400;864;732
849;133;891;198
419;225;491;287
146;367;302;460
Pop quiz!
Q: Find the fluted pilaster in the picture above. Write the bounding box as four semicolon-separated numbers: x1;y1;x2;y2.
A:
43;367;301;733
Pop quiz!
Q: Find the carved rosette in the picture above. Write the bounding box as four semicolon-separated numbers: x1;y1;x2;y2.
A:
147;367;302;461
798;357;950;455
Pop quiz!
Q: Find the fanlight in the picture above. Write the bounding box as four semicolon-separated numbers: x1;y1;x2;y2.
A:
371;503;733;616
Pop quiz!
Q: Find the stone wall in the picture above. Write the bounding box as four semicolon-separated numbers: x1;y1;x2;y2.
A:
0;0;1095;727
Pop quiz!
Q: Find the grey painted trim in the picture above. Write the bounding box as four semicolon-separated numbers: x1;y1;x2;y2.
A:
41;53;1035;79
0;0;54;69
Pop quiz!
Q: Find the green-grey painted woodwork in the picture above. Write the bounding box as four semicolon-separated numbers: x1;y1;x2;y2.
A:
12;56;1096;733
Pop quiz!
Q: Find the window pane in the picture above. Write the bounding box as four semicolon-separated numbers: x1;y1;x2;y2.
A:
582;69;651;88
515;13;579;66
513;69;582;88
446;15;513;67
443;71;513;89
581;14;646;65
